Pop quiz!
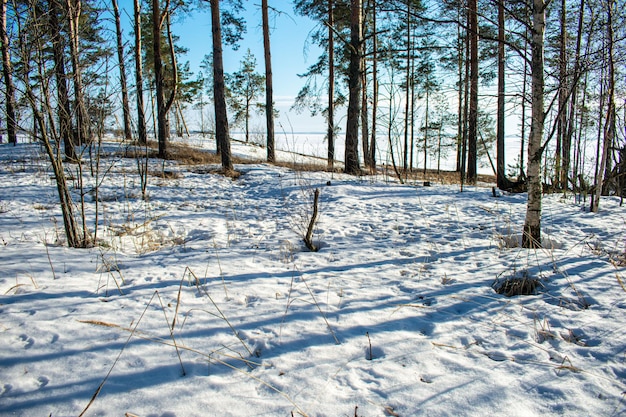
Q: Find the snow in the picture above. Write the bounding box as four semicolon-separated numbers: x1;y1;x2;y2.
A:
0;138;625;417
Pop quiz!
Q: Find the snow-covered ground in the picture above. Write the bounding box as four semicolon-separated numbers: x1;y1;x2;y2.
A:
0;138;625;417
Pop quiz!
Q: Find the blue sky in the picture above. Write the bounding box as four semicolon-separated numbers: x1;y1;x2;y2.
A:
118;0;327;132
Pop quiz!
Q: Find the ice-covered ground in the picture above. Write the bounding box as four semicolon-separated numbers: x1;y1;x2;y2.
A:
0;138;625;416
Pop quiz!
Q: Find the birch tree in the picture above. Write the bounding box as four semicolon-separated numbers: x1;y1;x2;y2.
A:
522;0;548;248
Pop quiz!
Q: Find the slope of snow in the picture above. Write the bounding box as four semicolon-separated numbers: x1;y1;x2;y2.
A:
0;140;625;417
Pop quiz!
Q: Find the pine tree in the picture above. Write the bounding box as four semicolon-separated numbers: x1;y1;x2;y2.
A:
225;49;265;144
1;0;18;145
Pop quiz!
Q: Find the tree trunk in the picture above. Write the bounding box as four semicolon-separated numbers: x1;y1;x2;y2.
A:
565;0;585;189
555;0;567;189
50;0;76;161
403;1;410;173
112;0;132;141
327;0;335;170
361;59;369;169
303;188;320;252
591;0;615;212
522;0;547;248
496;0;510;190
152;0;168;157
410;59;416;173
618;142;626;203
455;4;464;173
262;0;275;162
460;6;470;187
134;0;149;199
66;0;89;145
344;0;362;175
368;0;377;170
437;123;443;174
519;27;529;180
210;0;233;171
19;9;86;248
245;91;251;142
164;11;178;141
1;0;17;145
573;71;589;190
423;86;429;175
133;0;147;144
386;74;402;183
361;0;369;170
466;0;478;184
591;59;606;201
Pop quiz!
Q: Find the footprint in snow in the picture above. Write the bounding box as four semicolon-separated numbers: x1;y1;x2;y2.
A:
420;375;434;383
37;376;49;388
486;351;508;362
0;384;12;396
244;295;260;307
19;334;34;349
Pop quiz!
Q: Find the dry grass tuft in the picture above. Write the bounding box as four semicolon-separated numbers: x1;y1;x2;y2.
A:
273;160;337;173
120;141;220;165
189;166;243;179
611;253;626;267
33;203;53;211
166;143;221;165
492;274;543;297
218;168;242;179
148;169;183;179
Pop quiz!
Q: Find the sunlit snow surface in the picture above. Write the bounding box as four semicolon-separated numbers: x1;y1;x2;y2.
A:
0;138;625;417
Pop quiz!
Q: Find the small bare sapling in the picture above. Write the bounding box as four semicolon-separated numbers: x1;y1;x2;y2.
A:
303;188;320;252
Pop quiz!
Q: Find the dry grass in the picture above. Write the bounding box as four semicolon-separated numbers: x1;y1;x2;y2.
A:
188;166;243;179
122;141;248;179
492;274;543;297
610;253;626;267
273;159;338;173
121;141;220;165
119;140;499;186
167;143;221;165
148;169;183;179
379;165;497;185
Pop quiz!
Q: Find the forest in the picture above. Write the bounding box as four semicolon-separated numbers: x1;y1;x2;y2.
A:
0;0;625;416
1;0;625;246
